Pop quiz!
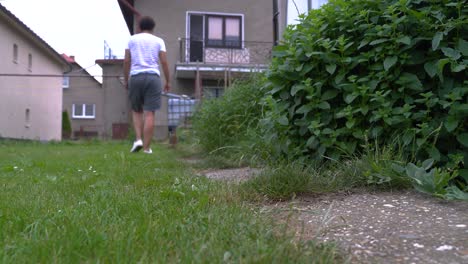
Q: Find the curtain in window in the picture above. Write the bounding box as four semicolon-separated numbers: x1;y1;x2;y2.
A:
225;18;240;47
207;17;223;46
206;16;242;48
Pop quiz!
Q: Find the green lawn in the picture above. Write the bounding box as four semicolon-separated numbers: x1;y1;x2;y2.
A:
0;140;340;263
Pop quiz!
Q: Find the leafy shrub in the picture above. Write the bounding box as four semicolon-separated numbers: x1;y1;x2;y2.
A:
192;75;267;159
62;110;72;139
401;158;468;200
265;0;468;171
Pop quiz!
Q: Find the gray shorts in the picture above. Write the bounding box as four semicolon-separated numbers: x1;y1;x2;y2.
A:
128;73;162;112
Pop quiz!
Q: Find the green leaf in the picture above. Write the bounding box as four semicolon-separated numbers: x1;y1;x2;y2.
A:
383;56;398;71
457;39;468;56
397;73;422;91
272;45;290;57
432;32;443;50
326;64;337;75
424;61;437;78
456;133;468;147
460;169;468;182
441;47;461;60
306;136;319;148
278;115;289;126
334;72;346;84
317;101;330;110
451;63;466;73
346;119;355;129
397;36;411;45
296;105;312;114
369;39;388;45
427;147;441;161
452;103;468;116
444;115;458;132
358;39;369;49
445;186;468;201
437;58;450;81
321;90;339;100
290;84;305;96
402;130;414;146
322;128;333;134
360;105;369;115
344;94;358;104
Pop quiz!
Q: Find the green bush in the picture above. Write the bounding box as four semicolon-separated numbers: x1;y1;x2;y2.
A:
265;0;468;172
62;110;72;139
192;75;267;160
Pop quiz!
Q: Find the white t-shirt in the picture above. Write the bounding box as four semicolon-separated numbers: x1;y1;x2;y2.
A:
127;33;166;76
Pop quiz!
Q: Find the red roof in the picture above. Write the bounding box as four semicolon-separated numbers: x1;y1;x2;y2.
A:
61;54;76;63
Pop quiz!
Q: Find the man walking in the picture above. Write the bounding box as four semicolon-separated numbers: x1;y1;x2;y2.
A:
124;16;170;154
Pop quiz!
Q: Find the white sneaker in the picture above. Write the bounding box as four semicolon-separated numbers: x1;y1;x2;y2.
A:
143;149;152;154
130;139;143;152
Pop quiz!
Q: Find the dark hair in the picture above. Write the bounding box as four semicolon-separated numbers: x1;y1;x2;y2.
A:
139;16;155;31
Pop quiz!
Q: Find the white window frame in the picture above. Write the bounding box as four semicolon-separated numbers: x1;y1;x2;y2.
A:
72;103;95;119
63;76;70;88
287;0;328;25
185;11;245;61
205;15;242;48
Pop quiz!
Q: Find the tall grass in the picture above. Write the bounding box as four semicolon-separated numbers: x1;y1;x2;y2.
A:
240;139;413;201
0;140;341;263
191;75;269;165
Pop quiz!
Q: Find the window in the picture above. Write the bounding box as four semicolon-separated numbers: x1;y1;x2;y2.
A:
287;0;328;25
72;104;95;119
203;86;224;98
13;44;18;63
28;53;32;71
205;15;242;48
63;76;70;88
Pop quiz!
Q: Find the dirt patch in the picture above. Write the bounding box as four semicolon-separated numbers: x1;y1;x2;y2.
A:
197;167;468;264
197;167;261;183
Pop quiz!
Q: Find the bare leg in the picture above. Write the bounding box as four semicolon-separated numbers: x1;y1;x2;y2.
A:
132;111;144;141
143;111;155;151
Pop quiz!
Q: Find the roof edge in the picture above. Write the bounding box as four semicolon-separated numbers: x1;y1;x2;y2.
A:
0;3;70;71
96;59;124;66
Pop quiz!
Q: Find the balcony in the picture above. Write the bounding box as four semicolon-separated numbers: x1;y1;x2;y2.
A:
175;38;273;79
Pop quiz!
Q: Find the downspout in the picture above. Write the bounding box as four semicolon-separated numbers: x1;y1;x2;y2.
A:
273;0;279;45
118;0;141;17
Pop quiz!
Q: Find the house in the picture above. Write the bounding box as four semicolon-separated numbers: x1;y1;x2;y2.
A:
94;1;328;141
94;58;133;140
0;3;70;141
117;0;275;98
62;54;105;139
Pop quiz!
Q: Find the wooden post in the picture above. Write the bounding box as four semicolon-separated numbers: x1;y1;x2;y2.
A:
224;67;228;90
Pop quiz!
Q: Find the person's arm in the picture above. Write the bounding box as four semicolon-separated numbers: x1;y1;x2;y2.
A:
159;51;171;93
123;49;131;89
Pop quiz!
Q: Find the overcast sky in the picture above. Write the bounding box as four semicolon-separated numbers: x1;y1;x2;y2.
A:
2;0;130;82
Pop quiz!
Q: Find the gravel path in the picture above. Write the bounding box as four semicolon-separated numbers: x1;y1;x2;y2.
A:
197;167;468;264
263;190;468;264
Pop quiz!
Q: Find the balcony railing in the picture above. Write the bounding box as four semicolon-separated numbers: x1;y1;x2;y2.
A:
178;38;273;66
